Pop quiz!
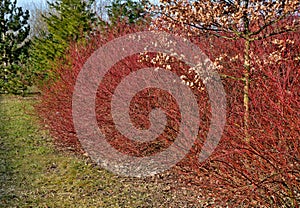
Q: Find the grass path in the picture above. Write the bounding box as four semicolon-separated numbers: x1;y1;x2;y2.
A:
0;96;202;207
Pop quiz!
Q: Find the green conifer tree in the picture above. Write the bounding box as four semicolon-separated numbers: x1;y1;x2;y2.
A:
30;0;99;77
106;0;150;25
0;0;30;94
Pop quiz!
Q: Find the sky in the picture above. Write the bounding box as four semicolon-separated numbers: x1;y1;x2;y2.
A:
16;0;159;9
17;0;48;8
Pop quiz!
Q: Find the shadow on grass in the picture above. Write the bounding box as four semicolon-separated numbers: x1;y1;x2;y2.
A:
0;95;18;205
0;95;47;206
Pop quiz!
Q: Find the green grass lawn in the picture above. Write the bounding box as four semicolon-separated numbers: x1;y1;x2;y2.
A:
0;95;202;208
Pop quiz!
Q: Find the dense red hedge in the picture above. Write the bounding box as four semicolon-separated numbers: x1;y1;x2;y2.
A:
35;22;300;207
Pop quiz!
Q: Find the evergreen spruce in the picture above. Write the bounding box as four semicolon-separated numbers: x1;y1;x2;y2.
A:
0;0;30;94
107;0;150;25
30;0;99;77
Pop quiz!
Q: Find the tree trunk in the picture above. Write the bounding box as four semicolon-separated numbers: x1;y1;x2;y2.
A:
243;39;251;143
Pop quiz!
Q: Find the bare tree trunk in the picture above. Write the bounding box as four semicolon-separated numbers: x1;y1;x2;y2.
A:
243;39;251;143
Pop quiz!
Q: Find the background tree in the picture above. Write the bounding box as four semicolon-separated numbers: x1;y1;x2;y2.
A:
93;0;112;19
106;0;150;25
155;0;300;141
27;1;50;39
0;0;31;94
30;0;100;78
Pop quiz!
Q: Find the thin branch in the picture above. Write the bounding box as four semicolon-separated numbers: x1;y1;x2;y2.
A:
255;24;300;40
250;10;295;37
160;12;238;40
220;73;244;81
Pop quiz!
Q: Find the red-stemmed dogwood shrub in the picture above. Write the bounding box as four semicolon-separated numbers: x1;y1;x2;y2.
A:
35;22;209;158
36;20;299;207
151;23;300;207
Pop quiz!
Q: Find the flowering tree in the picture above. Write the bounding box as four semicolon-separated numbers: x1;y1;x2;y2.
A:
155;0;300;141
147;1;300;206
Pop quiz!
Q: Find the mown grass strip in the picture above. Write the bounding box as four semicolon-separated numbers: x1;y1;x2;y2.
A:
0;96;181;207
